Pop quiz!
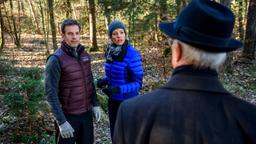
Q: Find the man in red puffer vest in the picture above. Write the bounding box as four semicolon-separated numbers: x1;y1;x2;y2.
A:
45;19;101;144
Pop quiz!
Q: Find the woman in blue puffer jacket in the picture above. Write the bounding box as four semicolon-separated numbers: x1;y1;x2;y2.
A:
97;20;143;139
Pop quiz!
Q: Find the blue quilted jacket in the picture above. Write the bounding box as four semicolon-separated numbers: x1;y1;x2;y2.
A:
104;43;143;100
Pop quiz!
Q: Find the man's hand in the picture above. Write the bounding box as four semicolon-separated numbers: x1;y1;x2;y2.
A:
93;106;101;122
58;121;75;138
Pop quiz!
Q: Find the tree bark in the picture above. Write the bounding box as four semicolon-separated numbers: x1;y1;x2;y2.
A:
27;0;41;34
39;0;49;54
20;0;25;15
0;5;4;51
0;0;8;4
219;0;233;73
9;0;21;47
66;0;72;18
237;0;245;41
104;6;111;30
72;3;77;19
3;2;14;40
17;0;22;43
159;0;168;20
88;0;98;50
47;0;58;50
242;0;256;60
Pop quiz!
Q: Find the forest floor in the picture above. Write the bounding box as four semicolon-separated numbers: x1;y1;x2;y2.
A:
0;34;255;143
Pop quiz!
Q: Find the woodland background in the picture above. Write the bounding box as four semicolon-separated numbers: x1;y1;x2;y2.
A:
0;0;255;143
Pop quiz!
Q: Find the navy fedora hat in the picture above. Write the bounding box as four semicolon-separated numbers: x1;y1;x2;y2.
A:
159;0;243;52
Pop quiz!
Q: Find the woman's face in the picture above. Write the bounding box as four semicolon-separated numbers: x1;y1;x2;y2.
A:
111;28;126;46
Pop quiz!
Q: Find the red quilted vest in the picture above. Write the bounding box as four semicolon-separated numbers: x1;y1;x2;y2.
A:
54;44;93;114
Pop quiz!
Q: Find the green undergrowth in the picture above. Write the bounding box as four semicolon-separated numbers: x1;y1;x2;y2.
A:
0;58;53;143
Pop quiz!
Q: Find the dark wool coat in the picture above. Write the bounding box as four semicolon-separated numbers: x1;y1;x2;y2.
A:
113;65;256;144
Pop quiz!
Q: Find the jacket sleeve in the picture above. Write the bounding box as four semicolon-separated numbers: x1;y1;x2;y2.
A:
44;56;66;125
119;50;144;94
91;79;100;107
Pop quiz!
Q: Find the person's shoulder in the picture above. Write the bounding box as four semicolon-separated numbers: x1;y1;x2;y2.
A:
46;54;61;69
126;44;140;55
224;93;256;112
121;89;163;108
47;54;59;63
125;46;141;63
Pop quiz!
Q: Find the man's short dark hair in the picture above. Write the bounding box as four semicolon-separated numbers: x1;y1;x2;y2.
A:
61;19;81;33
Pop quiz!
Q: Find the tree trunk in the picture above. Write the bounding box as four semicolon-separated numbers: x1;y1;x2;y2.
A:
128;1;136;45
237;0;245;41
27;0;41;34
3;2;14;40
0;0;8;4
17;0;21;43
0;5;4;51
103;4;111;30
242;0;256;60
88;0;98;50
72;3;77;19
219;0;233;73
159;0;168;20
66;0;72;18
105;16;110;32
39;0;49;55
45;0;50;52
9;0;21;47
20;0;25;15
47;0;58;50
157;0;168;42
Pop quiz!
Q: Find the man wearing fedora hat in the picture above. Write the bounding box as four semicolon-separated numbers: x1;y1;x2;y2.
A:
113;0;256;143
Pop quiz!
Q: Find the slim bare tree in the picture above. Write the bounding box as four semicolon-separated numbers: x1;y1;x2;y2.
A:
39;0;50;54
88;0;98;50
27;0;41;34
9;0;21;47
0;0;8;4
219;0;233;73
47;0;58;50
242;0;256;60
237;0;245;41
66;0;72;18
0;5;4;51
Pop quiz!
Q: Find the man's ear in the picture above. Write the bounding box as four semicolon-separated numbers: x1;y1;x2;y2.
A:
61;33;64;40
171;41;182;68
176;42;182;62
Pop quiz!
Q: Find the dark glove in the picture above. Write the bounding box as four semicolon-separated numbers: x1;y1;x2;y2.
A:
97;78;108;88
102;86;120;97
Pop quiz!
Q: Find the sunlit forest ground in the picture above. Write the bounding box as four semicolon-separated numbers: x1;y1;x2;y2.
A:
0;34;255;143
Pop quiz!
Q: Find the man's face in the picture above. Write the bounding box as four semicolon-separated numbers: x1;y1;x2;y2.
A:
62;25;80;48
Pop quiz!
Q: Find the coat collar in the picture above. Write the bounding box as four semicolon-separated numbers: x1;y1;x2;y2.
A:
60;41;85;57
162;65;229;94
